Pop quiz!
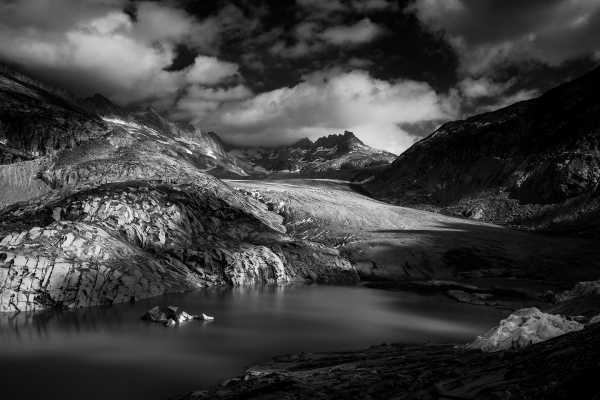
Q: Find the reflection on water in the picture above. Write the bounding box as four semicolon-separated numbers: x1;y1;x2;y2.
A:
0;285;505;400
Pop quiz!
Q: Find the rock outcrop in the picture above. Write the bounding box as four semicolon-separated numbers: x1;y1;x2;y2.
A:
366;65;600;237
0;180;357;312
142;305;213;327
467;307;583;352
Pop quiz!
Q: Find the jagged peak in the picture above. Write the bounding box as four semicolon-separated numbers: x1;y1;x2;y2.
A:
314;130;365;149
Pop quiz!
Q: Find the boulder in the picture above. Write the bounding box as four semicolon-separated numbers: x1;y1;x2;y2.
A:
142;306;169;323
467;307;583;352
142;305;214;327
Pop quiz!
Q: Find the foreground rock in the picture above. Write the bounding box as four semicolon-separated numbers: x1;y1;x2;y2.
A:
467;307;583;352
178;322;600;400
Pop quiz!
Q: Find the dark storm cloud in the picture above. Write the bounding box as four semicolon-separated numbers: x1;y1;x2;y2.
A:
0;0;597;153
408;0;600;74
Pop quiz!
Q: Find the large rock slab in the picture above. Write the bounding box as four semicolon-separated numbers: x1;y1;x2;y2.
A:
467;307;583;352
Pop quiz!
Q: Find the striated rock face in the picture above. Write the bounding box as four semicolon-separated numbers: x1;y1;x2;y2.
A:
0;180;357;312
0;220;193;312
467;307;583;352
0;159;51;208
227;131;396;179
366;66;600;237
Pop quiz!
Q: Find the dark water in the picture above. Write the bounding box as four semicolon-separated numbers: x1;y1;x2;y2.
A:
0;285;505;400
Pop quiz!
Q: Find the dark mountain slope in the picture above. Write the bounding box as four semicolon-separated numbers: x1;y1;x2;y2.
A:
366;65;600;236
0;67;108;163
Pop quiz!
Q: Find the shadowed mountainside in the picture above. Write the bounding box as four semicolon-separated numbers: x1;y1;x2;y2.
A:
366;65;600;238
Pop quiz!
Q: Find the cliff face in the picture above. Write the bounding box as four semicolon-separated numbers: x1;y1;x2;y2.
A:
366;66;600;236
227;131;396;178
0;68;358;313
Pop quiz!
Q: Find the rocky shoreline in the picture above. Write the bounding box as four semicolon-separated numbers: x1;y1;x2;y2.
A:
172;277;600;399
178;321;600;400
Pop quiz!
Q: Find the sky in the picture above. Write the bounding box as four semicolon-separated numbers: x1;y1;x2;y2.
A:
1;0;599;153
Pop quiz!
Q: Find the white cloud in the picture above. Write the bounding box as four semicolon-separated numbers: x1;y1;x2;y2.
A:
458;77;513;99
186;55;239;85
479;88;539;112
204;70;456;153
321;18;384;45
132;2;218;51
0;0;227;103
174;84;253;122
455;76;539;114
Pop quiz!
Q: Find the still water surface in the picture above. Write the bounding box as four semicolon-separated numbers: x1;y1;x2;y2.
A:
0;285;505;400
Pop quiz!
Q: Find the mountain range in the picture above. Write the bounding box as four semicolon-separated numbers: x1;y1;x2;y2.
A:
225;131;396;179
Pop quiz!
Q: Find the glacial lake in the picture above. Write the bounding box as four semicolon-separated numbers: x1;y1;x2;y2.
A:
0;285;506;400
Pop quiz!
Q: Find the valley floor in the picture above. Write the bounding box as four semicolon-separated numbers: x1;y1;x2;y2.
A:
229;179;600;293
172;179;600;400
